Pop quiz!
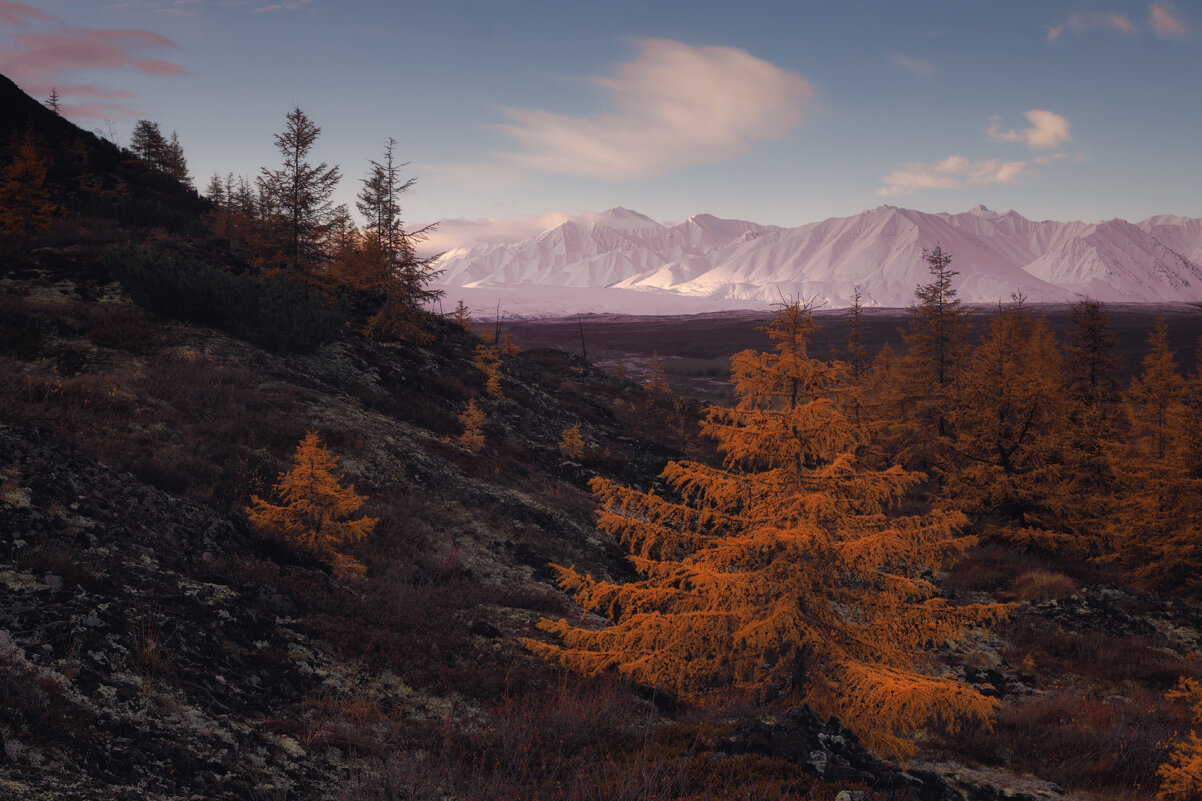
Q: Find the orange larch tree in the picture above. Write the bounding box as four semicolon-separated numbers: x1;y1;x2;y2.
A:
559;423;585;459
352;138;441;342
1104;322;1202;594
474;343;503;399
1058;299;1126;553
457;399;486;452
875;246;972;475
246;432;376;577
525;301;1006;757
645;351;671;395
1159;678;1202;800
946;300;1071;548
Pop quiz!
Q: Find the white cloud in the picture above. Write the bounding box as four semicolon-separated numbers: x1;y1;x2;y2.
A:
986;109;1072;151
1150;3;1187;38
493;38;813;180
877;155;1039;197
417;211;575;257
890;52;934;77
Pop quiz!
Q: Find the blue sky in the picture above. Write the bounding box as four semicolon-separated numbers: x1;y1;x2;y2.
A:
3;0;1198;251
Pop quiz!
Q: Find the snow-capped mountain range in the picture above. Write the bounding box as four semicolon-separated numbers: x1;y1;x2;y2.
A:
431;205;1202;315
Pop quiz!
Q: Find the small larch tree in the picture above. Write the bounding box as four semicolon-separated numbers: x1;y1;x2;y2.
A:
246;432;376;577
474;343;503;398
559;424;585;459
646;351;671;394
525;301;1006;758
457;399;486;452
1159;678;1202;800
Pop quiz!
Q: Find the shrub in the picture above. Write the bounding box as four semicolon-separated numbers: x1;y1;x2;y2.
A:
0;292;46;359
85;303;158;352
106;245;347;351
1012;570;1078;603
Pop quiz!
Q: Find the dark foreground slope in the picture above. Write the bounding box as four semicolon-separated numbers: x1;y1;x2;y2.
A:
6;252;1200;800
0;255;1119;801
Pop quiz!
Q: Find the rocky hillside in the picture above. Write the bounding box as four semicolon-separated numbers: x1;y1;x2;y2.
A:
3;243;1200;800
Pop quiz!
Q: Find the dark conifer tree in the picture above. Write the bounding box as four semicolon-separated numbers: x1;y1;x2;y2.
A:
257;106;342;276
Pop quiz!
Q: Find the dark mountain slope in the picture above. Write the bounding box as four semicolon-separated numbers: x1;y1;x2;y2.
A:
0;73;206;233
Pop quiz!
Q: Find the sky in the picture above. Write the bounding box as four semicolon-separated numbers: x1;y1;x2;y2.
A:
2;0;1199;253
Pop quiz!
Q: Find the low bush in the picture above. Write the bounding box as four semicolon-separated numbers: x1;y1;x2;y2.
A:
85;303;158;352
106;245;347;351
0;292;46;359
942;688;1186;797
1012;569;1078;603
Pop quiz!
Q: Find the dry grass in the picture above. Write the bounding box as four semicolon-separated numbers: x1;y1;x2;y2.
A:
1012;569;1078;603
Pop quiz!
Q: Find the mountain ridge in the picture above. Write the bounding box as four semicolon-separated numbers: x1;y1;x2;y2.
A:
433;205;1202;312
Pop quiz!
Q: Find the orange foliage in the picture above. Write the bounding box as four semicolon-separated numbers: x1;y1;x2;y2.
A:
450;300;473;333
526;301;1007;757
1159;678;1202;800
559;424;584;459
457;399;486;452
246;432;376;577
474;343;503;399
947;301;1070;543
1104;322;1202;595
875;246;972;472
645;351;671;394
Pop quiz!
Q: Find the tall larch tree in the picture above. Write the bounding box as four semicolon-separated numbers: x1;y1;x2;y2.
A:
129;120;168;171
1103;321;1200;594
877;246;972;474
525;301;1006;758
843;286;870;429
163;131;191;187
1059;300;1125;552
946;299;1070;548
246;432;376;577
0;129;55;236
257;106;342;277
351;138;441;340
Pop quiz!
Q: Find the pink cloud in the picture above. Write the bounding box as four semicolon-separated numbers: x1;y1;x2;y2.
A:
0;1;50;27
0;19;184;116
132;57;186;76
1049;10;1136;42
2;33;182;78
17;80;135;100
495;39;813;179
1150;4;1187;38
60;100;139;120
877;155;1040;197
81;28;177;48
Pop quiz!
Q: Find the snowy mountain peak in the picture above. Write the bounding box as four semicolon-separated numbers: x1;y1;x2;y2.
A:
432;206;1202;313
